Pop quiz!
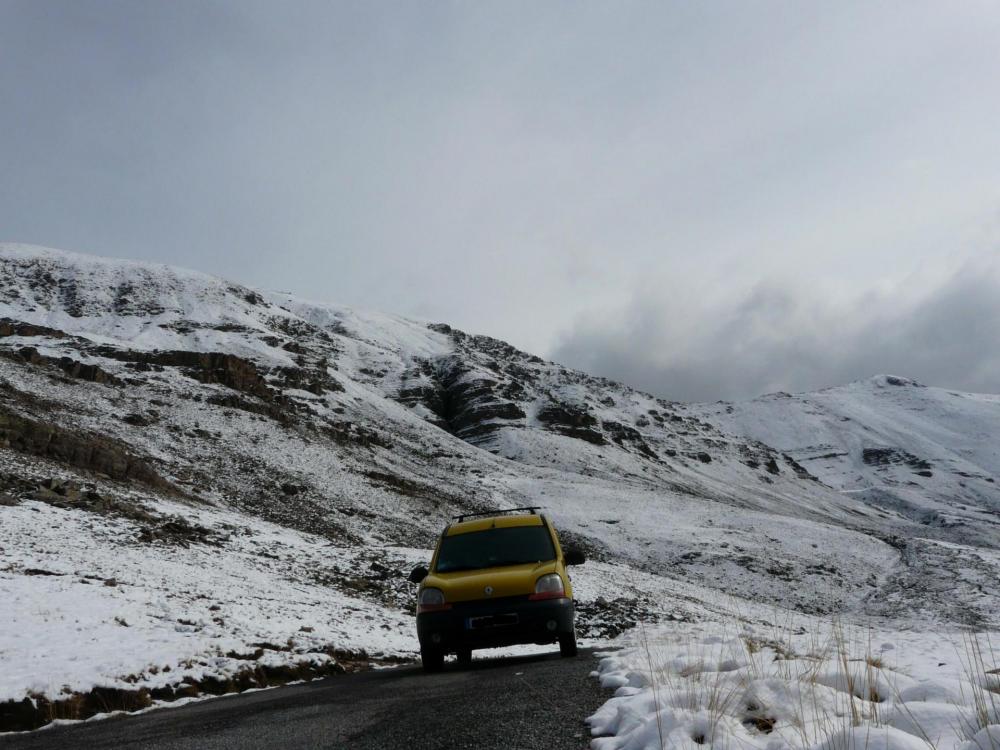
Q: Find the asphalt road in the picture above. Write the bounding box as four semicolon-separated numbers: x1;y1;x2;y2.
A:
1;649;607;750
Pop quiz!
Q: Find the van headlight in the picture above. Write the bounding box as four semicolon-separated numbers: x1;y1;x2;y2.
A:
529;573;565;601
417;587;451;613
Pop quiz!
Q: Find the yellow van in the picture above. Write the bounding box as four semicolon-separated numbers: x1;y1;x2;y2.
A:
408;507;586;671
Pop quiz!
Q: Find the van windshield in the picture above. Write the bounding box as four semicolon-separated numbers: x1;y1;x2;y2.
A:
435;526;556;573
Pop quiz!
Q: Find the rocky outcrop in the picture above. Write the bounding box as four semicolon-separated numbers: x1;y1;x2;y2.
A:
269;365;344;396
862;447;932;473
536;403;606;445
0;318;68;339
439;369;525;440
398;357;526;441
601;419;658;458
0;406;169;488
122;350;275;399
4;346;120;385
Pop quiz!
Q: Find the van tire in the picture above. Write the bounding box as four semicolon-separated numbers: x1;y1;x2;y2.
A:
559;631;578;658
421;647;444;672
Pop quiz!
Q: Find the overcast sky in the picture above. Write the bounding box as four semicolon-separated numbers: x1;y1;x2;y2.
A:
2;1;999;400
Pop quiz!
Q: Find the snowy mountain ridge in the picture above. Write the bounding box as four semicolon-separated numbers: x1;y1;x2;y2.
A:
2;243;999;728
691;374;1000;543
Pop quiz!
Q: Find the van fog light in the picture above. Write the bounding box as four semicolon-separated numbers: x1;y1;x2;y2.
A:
431;633;442;644
546;620;557;631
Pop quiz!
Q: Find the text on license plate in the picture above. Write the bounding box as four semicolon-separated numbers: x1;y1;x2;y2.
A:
466;613;519;629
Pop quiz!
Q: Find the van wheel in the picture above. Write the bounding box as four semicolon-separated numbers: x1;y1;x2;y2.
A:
559;631;578;658
421;647;444;672
456;648;472;665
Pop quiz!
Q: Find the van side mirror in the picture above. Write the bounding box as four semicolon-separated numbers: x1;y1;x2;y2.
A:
564;548;586;566
408;565;429;583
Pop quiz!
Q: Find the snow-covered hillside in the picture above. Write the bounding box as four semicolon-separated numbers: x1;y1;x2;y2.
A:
689;378;1000;625
2;244;998;732
691;376;1000;537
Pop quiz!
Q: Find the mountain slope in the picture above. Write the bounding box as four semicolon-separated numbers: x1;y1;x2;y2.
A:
2;243;999;721
0;243;898;594
690;376;1000;539
688;375;1000;623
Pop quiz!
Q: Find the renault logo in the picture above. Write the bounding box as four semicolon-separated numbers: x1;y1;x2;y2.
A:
484;585;494;596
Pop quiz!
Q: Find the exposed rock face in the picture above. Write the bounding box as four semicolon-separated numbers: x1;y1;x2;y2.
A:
97;349;276;400
0;318;68;339
270;365;344;396
435;361;526;439
4;345;120;385
398;357;526;441
601;420;659;458
862;447;932;473
537;403;606;445
393;323;820;481
0;406;169;488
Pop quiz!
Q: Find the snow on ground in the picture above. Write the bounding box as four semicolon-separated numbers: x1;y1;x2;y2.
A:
0;482;714;706
588;617;1000;750
0;495;421;704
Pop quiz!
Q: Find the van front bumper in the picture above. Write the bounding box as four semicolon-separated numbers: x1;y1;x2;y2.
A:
416;595;575;652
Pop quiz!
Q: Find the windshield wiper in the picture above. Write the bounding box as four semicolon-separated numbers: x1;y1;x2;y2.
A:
488;559;539;568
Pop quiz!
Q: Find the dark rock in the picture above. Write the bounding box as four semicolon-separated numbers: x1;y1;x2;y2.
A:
0;319;67;339
862;447;932;472
5;346;119;385
884;376;923;387
95;349;276;401
0;407;169;488
138;516;221;547
602;420;658;458
270;365;343;395
782;453;816;480
398;357;526;441
536;403;606;445
537;404;594;428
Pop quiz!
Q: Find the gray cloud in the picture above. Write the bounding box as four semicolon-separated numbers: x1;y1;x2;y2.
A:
2;1;1000;367
552;260;1000;401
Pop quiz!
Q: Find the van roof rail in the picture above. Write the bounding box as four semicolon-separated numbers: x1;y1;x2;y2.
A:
452;506;541;523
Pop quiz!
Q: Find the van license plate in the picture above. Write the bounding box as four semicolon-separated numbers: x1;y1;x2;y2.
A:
467;613;519;630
